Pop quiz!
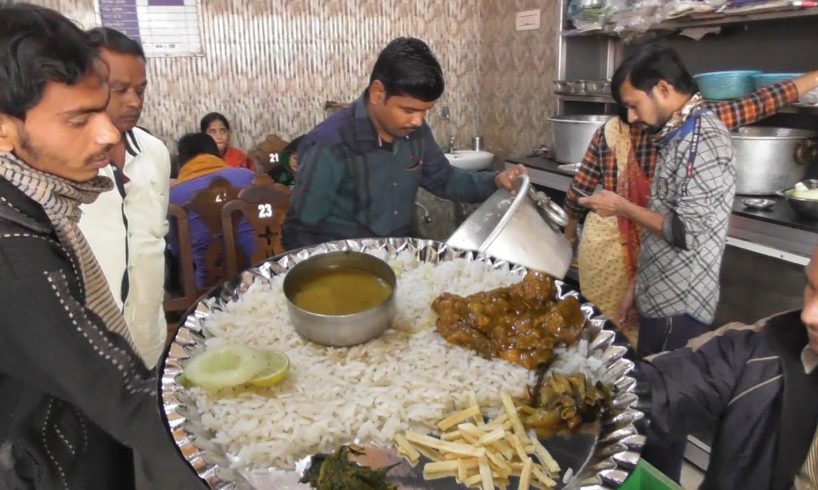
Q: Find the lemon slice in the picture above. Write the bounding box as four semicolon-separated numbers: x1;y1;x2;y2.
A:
184;344;267;391
248;350;290;387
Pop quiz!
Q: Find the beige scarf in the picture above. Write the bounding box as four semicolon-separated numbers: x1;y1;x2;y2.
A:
0;152;138;352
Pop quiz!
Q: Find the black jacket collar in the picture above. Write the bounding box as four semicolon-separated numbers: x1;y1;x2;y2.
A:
768;311;818;489
0;177;52;234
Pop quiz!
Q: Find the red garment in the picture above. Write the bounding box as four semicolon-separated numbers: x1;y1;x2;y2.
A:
617;150;649;281
223;146;255;172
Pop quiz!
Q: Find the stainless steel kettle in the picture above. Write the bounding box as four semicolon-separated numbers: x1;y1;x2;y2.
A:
446;175;573;279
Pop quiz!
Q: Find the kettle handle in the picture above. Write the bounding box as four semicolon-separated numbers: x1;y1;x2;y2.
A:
529;188;569;228
795;139;818;165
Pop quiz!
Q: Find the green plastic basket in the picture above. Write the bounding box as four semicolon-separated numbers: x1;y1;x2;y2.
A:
620;460;683;490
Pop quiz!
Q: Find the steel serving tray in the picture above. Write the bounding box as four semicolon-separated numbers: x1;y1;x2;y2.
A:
159;237;645;490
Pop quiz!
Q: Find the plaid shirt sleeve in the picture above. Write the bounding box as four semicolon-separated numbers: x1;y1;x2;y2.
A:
709;81;799;131
564;126;605;220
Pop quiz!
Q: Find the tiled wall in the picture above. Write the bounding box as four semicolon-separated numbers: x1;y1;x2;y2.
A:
33;0;480;155
480;1;560;162
32;0;559;163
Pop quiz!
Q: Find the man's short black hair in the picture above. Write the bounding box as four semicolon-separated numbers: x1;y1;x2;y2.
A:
283;135;303;155
177;132;221;167
369;37;444;102
0;3;100;120
200;112;230;133
86;26;145;60
612;44;698;107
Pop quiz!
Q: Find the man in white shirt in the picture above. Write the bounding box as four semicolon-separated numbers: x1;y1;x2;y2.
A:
79;27;169;368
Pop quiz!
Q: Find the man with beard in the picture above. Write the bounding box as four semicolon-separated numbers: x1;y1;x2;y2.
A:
578;44;736;480
282;37;526;249
0;4;203;488
79;27;170;369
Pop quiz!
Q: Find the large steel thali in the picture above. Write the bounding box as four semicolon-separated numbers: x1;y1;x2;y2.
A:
159;237;645;490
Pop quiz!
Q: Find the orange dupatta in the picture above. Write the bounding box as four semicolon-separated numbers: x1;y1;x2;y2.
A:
176;154;229;184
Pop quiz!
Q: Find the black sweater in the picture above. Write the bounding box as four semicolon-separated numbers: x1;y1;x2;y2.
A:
0;178;204;489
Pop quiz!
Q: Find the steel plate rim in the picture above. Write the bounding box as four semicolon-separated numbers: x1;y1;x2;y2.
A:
159;237;644;489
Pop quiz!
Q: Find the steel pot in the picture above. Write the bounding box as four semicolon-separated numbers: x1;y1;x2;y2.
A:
548;114;610;164
283;251;397;347
446;175;572;279
732;127;818;195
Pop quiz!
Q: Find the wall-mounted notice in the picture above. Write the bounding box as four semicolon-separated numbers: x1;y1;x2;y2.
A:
95;0;203;57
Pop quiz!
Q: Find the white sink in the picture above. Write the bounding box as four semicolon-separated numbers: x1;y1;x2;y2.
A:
445;150;494;171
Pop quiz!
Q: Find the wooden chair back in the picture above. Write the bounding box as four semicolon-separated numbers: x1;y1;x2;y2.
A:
163;177;241;315
222;174;291;277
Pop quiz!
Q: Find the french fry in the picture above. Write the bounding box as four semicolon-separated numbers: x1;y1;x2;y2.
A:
438;405;481;431
478;427;506;445
423;468;457;480
485;449;512;477
483;414;508;430
457;458;469;483
531;464;558;488
406;431;486;458
488;440;514;461
500;390;528;445
441;430;464;441
415;444;444;462
465;473;483;486
394;433;420;466
508;434;528;462
530;434;560;475
519;457;533;490
424;460;458;474
467;391;484;427
478;456;494;490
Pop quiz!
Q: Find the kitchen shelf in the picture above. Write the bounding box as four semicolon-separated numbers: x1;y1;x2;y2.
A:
555;93;615;103
556;93;818;113
656;6;818;30
561;6;818;37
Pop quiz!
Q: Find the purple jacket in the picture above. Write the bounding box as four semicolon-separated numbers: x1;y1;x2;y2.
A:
169;168;256;287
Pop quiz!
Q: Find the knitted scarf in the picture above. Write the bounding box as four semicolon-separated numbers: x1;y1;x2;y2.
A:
0;151;138;351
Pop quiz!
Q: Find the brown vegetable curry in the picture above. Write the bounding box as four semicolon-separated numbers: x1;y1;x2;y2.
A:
521;372;614;438
431;272;584;369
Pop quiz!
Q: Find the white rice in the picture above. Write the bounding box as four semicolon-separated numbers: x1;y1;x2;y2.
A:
190;253;537;469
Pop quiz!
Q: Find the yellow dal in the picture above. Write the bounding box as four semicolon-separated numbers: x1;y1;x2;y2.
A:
291;267;392;315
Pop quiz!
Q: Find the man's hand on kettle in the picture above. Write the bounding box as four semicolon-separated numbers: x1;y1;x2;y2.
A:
495;165;528;194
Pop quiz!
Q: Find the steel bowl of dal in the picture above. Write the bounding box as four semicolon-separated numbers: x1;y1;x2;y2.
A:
283;250;397;347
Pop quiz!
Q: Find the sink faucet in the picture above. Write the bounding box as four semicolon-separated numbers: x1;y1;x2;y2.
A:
440;106;455;154
447;136;457;154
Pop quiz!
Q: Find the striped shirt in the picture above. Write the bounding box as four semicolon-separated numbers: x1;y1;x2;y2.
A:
564;81;799;219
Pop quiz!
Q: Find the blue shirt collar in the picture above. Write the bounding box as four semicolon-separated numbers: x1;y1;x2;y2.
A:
352;91;414;147
353;92;378;143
